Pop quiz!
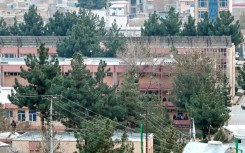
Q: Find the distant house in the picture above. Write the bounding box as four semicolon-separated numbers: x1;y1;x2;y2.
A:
12;132;154;153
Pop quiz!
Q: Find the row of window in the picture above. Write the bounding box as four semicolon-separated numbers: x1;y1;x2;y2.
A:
6;110;37;122
198;0;227;7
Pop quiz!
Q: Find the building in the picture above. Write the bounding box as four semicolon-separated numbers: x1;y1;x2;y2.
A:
194;0;232;21
12;132;154;153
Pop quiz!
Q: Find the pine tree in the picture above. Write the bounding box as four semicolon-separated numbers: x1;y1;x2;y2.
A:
141;11;161;36
45;11;78;36
222;75;231;107
160;7;182;36
9;17;21;36
8;43;61;130
181;15;196;36
19;5;45;36
77;0;106;9
57;9;103;57
197;12;214;36
119;67;143;128
187;80;230;140
0;18;10;36
237;63;245;90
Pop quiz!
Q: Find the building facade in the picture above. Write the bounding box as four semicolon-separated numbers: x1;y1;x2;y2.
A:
194;0;232;21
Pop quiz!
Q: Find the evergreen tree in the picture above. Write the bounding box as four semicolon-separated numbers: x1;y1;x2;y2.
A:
19;5;45;36
160;7;182;36
187;80;230;140
119;67;143;128
9;17;21;36
172;53;214;108
222;75;231;107
57;9;104;57
181;15;197;36
0;18;10;36
197;12;214;36
104;20;125;57
8;44;61;130
77;0;106;9
45;11;78;36
141;11;161;36
75;117;134;153
237;63;245;90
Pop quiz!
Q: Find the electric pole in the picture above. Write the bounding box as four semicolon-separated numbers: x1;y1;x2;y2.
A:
145;110;148;153
50;97;53;153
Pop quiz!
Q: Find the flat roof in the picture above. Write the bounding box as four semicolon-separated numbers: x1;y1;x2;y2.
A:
0;57;177;66
13;132;153;142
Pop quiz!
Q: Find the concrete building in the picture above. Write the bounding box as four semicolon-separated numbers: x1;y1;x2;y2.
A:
12;132;154;153
194;0;232;21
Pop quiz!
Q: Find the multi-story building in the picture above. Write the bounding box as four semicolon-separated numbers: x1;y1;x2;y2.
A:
194;0;232;21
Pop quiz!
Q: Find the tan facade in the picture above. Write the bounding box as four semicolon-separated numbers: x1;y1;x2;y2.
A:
194;0;232;22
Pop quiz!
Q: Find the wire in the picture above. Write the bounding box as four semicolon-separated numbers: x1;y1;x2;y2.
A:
60;96;135;131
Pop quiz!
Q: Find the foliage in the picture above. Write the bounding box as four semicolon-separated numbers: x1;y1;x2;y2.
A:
75;117;134;153
187;79;230;140
237;63;245;90
141;11;161;36
181;15;196;36
57;9;104;57
160;7;182;36
9;17;20;36
0;104;10;132
19;5;45;36
119;67;143;128
222;75;231;107
197;12;214;36
104;20;125;57
45;11;78;36
77;0;106;9
8;43;61;129
141;7;182;36
0;18;10;36
172;53;214;108
213;129;228;143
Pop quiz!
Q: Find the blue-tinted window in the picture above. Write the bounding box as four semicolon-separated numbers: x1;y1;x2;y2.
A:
209;0;218;19
198;11;206;19
29;110;37;122
198;0;207;7
220;0;227;7
5;110;13;117
18;110;25;121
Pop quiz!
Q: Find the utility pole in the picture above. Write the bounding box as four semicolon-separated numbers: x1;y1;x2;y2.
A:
145;110;148;153
50;97;53;153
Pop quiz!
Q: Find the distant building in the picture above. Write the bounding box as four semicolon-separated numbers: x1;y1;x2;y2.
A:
12;132;154;153
194;0;232;21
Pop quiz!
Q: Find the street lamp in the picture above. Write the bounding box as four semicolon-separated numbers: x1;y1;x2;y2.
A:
90;50;92;58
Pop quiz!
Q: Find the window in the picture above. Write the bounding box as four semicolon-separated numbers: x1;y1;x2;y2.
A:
6;110;13;117
198;0;207;7
18;110;25;121
220;0;227;7
198;11;206;19
29;110;37;122
106;72;112;76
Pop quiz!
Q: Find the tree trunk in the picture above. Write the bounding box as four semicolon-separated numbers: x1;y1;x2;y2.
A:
208;125;211;141
41;112;45;132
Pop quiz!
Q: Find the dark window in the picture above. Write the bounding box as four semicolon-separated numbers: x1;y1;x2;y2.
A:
198;0;207;7
18;110;25;121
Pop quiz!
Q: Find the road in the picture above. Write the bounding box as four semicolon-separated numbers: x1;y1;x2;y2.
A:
229;96;245;125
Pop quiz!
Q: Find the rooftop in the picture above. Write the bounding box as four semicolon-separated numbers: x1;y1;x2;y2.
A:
13;132;153;142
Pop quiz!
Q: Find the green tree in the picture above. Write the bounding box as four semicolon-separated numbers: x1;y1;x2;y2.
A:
172;53;214;108
197;12;214;36
57;9;104;57
119;67;143;128
0;18;10;36
77;0;106;9
19;5;45;36
237;63;245;90
9;17;21;36
75;117;134;153
214;11;243;46
222;75;231;107
104;20;125;57
160;7;182;36
213;129;228;143
8;43;61;130
187;80;230;140
181;15;197;36
141;11;161;36
45;11;78;36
